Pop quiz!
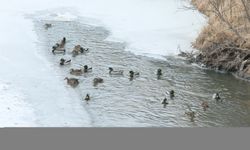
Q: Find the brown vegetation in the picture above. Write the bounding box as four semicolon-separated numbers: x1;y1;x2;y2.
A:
189;0;250;80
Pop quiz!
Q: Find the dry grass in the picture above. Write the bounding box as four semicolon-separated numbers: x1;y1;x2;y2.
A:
191;0;250;51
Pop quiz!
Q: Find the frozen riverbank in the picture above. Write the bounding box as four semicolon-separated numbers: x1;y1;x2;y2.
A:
0;12;91;127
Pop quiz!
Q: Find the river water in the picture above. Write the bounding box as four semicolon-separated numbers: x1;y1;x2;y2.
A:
33;18;250;127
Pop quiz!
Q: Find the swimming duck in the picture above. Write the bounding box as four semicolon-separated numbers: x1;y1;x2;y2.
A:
84;94;90;102
162;98;169;108
52;37;66;53
185;105;196;122
93;78;104;86
72;45;89;57
64;77;79;87
201;101;209;111
109;67;124;75
169;90;175;98
83;65;92;73
60;58;71;66
44;23;52;29
185;111;195;122
157;69;162;79
213;93;221;101
129;71;140;79
70;69;83;76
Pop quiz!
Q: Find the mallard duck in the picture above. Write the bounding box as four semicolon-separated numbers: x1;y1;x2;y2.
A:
157;69;162;79
185;105;196;122
83;65;92;73
64;77;79;87
70;69;83;76
162;98;169;108
44;23;52;29
52;37;66;53
157;69;162;76
109;67;124;75
185;111;195;118
201;101;209;111
60;58;71;66
185;111;195;122
84;94;90;102
93;78;104;86
170;90;175;98
129;71;140;79
213;93;221;101
72;45;89;57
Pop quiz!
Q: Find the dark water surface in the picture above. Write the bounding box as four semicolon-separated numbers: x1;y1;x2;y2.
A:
33;18;250;127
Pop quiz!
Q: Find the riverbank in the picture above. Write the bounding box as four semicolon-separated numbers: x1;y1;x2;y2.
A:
190;0;250;81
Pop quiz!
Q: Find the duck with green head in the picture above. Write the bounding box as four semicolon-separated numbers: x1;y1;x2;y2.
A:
83;65;92;73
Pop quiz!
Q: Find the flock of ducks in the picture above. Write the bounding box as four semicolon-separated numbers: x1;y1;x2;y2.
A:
46;23;223;122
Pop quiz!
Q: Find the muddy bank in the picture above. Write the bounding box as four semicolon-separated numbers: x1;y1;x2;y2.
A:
179;47;250;81
199;47;250;80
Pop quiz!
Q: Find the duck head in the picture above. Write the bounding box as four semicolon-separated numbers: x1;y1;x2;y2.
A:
60;58;65;62
157;69;162;75
109;67;114;73
129;71;134;78
109;67;113;71
170;90;175;95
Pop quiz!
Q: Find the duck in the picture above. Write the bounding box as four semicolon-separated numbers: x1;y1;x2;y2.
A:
44;23;52;29
64;77;79;87
72;45;89;57
201;101;209;111
93;77;104;86
60;58;71;66
162;98;169;108
169;90;175;98
109;67;124;75
129;71;140;79
70;69;83;76
84;94;90;102
52;37;66;54
213;93;221;101
185;105;196;122
185;111;196;122
83;65;92;73
157;69;162;76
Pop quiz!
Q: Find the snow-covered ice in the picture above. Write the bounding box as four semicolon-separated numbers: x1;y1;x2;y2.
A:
0;11;91;127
